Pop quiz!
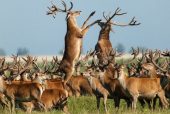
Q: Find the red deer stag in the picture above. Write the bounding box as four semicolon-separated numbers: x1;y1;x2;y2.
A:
95;8;140;65
83;69;109;113
0;75;46;114
20;89;69;114
116;65;169;110
47;1;101;85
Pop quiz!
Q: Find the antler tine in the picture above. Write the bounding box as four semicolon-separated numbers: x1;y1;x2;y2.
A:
61;0;67;12
154;49;161;61
131;47;139;59
151;57;167;73
115;7;127;16
123;47;139;65
113;16;140;27
162;50;170;57
148;50;153;60
68;1;73;11
53;56;59;64
61;0;73;12
103;12;108;20
129;17;141;26
106;7;127;24
137;49;146;63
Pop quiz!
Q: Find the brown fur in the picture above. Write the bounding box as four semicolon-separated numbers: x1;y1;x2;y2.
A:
117;65;169;109
84;75;109;112
98;64;131;108
0;92;9;108
141;63;170;108
44;79;73;97
20;89;69;114
0;76;45;114
95;22;113;65
58;11;100;85
68;75;93;97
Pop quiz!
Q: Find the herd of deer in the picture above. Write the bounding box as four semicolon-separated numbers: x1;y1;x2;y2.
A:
0;0;170;114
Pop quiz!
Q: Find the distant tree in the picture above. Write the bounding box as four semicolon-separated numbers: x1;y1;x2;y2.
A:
0;48;6;56
59;48;64;55
17;47;29;55
115;43;125;53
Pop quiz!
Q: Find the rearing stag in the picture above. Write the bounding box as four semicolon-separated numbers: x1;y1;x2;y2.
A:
95;8;140;65
47;1;101;85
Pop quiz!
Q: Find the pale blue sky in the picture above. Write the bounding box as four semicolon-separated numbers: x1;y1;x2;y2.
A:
0;0;170;55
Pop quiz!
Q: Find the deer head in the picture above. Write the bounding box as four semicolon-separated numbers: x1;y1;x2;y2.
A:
97;8;140;35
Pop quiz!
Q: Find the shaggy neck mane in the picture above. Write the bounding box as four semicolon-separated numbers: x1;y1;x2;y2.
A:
118;69;127;90
0;76;6;93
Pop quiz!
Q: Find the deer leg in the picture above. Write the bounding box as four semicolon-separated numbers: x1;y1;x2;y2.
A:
81;19;101;36
1;96;10;109
138;98;145;108
153;97;157;110
145;99;152;109
103;95;108;113
81;11;96;29
96;96;100;113
126;99;132;108
114;97;120;108
11;98;15;114
132;96;138;110
157;90;169;109
64;68;74;86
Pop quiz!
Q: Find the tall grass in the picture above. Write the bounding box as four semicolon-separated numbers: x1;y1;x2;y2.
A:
1;96;170;114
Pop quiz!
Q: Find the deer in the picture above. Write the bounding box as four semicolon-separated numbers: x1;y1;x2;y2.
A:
47;0;101;85
95;8;140;66
116;64;169;110
141;50;170;108
83;69;109;113
0;74;46;114
82;51;133;109
19;89;69;114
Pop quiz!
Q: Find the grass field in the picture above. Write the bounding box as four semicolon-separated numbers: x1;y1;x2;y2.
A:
1;96;170;114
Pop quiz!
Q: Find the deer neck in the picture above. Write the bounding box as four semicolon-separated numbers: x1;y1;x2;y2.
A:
148;69;158;78
99;30;110;40
86;76;96;90
98;25;111;40
0;76;6;93
67;16;79;31
118;70;127;90
102;70;113;84
98;71;107;85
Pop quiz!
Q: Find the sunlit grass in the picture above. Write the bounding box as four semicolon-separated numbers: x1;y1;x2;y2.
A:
1;96;170;114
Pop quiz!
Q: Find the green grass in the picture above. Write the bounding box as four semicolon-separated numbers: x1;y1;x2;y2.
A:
1;96;170;114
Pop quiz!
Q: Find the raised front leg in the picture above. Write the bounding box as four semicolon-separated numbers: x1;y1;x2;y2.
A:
81;19;101;36
81;11;96;30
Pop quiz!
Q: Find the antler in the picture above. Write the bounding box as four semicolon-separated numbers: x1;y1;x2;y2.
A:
103;12;110;21
46;0;73;18
106;7;127;25
112;17;140;26
123;47;139;65
162;50;170;57
129;17;141;26
147;50;167;73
